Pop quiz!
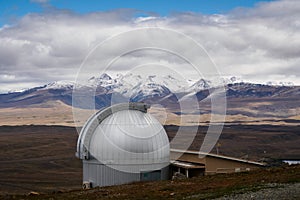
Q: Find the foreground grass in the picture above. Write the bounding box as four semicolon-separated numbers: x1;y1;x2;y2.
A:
1;165;299;200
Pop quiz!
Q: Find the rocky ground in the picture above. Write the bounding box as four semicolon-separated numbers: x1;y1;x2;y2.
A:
214;183;300;200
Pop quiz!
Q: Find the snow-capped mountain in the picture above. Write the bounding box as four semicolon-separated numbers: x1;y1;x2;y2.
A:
188;79;211;93
41;81;75;90
0;73;299;109
84;73;192;94
113;73;184;97
87;73;116;90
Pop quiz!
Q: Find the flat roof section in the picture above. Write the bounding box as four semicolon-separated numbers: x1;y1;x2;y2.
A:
170;160;205;169
171;149;266;166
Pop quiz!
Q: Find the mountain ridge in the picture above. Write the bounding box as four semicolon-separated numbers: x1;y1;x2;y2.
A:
2;73;297;95
0;74;299;115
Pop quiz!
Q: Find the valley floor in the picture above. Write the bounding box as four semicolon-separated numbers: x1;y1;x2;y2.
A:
0;125;299;197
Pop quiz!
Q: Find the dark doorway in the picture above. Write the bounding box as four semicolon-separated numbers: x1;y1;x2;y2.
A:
140;170;161;181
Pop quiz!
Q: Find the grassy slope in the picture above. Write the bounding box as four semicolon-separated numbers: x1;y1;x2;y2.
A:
2;165;299;200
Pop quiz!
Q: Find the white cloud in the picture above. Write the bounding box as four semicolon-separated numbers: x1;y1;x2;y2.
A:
0;0;300;92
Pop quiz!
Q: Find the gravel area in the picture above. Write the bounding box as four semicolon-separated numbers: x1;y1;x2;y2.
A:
214;183;300;200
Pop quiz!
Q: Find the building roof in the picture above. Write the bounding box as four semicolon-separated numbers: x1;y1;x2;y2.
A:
171;149;266;166
170;160;205;169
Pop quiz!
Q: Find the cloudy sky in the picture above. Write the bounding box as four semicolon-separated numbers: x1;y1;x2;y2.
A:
0;0;299;93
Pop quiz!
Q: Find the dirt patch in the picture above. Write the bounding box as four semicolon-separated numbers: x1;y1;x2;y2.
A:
0;125;82;194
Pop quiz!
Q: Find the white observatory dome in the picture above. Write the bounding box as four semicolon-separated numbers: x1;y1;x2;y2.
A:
76;103;170;187
90;109;169;164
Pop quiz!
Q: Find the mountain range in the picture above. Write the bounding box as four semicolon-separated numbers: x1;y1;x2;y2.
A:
0;73;299;111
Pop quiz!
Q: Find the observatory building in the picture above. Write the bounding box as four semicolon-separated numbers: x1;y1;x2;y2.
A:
76;103;170;188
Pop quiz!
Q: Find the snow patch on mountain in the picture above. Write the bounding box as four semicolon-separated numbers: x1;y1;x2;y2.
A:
41;81;75;90
111;73;173;99
266;81;294;87
87;73;116;90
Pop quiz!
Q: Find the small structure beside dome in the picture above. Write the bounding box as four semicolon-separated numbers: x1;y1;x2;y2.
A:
76;102;170;188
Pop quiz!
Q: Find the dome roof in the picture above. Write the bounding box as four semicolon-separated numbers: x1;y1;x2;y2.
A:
76;103;170;166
